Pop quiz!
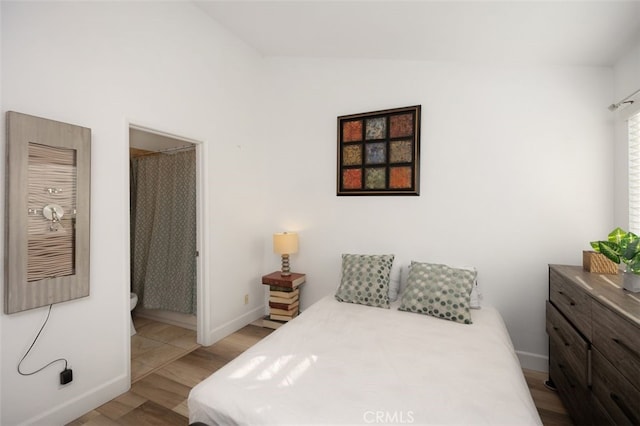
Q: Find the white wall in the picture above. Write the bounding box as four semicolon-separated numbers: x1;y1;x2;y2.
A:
613;39;640;228
0;2;267;424
261;58;615;369
1;1;633;423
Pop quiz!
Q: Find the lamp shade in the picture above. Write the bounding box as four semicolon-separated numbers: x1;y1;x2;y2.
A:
273;232;298;255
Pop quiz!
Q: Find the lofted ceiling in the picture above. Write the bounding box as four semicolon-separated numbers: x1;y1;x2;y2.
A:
195;0;640;67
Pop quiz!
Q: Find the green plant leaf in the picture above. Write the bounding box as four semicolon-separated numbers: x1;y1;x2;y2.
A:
608;227;627;245
598;241;621;264
620;231;638;252
590;241;601;252
628;252;640;273
623;239;640;261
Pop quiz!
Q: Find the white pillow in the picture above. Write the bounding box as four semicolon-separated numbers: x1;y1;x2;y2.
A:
456;265;482;309
469;279;482;309
388;261;402;301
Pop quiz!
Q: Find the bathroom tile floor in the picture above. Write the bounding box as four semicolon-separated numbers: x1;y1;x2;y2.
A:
130;315;199;383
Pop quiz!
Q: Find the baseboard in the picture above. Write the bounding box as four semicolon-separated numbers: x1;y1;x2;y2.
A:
517;350;548;372
203;305;265;346
23;373;129;426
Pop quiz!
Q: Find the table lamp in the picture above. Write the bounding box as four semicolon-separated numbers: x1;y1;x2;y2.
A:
273;232;298;276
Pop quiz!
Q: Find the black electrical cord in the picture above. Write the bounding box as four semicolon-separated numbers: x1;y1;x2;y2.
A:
17;304;68;376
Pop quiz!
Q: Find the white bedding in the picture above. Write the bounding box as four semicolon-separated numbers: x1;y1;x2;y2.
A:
189;296;542;425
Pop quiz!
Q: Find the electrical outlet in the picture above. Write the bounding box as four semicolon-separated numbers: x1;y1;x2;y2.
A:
244;294;249;305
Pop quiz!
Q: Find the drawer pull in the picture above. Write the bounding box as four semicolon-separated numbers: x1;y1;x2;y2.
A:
557;290;576;306
558;363;576;388
610;392;639;424
612;338;640;362
552;326;571;347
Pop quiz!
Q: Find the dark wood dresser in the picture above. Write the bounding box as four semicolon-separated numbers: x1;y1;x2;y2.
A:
547;265;640;425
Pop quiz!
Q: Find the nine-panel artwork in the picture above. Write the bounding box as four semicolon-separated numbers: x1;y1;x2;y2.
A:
337;105;421;196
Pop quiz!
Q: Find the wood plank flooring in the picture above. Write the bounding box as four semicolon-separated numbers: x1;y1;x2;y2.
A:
523;369;573;426
69;319;573;425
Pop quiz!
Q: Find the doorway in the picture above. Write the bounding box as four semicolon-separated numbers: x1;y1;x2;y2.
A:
128;125;204;337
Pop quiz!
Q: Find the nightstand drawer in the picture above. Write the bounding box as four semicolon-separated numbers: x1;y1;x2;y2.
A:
549;268;592;339
592;301;640;388
592;347;640;425
546;301;589;387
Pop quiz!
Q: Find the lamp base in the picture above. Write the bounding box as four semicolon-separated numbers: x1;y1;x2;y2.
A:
280;254;291;276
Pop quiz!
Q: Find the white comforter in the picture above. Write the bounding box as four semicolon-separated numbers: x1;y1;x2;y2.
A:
189;296;542;425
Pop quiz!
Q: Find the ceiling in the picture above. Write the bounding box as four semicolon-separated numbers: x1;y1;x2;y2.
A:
195;0;640;67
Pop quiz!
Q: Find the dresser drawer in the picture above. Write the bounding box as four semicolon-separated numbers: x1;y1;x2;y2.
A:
592;348;640;425
592;300;640;388
546;301;589;387
549;341;592;426
549;268;592;339
591;394;617;426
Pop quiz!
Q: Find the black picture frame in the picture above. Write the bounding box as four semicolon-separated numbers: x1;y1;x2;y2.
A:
337;105;421;196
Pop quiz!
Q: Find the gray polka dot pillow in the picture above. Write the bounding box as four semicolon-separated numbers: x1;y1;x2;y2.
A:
398;261;476;324
335;254;394;309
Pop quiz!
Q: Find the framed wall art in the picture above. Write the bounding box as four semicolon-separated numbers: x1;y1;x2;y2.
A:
337;105;421;196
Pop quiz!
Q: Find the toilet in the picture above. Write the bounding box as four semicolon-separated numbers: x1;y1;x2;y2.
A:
130;292;138;336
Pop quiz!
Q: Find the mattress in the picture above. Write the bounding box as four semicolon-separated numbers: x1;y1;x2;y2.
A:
189;296;542;425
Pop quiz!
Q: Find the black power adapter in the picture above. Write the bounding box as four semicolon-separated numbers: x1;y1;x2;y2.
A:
60;368;73;385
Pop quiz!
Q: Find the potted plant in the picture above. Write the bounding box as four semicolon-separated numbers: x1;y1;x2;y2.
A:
590;227;640;292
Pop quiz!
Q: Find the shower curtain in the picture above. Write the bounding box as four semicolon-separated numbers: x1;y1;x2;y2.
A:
130;149;197;315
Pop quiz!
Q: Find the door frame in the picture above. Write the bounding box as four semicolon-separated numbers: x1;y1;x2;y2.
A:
126;122;210;347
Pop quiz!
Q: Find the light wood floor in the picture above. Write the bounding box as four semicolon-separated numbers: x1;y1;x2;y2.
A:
523;369;573;426
69;318;573;425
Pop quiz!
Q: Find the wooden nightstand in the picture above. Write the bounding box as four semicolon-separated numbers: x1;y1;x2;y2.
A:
261;271;306;329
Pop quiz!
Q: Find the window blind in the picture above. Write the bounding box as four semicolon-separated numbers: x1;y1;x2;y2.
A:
629;111;640;234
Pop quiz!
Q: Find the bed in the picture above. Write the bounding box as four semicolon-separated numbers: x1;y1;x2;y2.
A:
189;258;542;425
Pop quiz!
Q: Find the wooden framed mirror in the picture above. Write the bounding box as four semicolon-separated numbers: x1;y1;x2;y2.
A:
5;111;91;314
